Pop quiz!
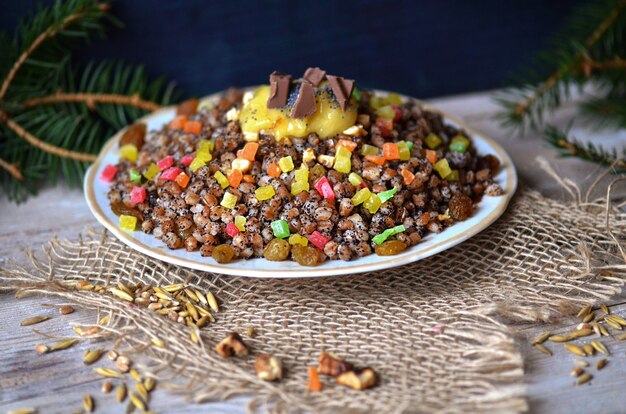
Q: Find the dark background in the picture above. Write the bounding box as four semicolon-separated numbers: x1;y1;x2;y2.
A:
1;0;584;98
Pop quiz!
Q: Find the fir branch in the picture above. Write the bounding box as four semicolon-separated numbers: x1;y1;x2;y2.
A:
0;110;97;162
580;55;626;76
21;91;162;112
0;157;23;180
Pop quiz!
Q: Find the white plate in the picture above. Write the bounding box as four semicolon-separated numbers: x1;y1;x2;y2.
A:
85;89;517;278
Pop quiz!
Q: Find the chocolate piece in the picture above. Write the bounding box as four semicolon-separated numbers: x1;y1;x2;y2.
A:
327;75;355;111
267;71;292;109
290;82;316;118
303;67;326;87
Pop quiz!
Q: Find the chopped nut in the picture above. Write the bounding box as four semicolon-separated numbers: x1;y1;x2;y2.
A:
215;332;249;357
342;125;367;137
232;158;252;172
254;354;283;381
243;131;259;142
318;352;353;377
302;148;316;163
107;350;119;361
336;368;378;390
317;155;335;168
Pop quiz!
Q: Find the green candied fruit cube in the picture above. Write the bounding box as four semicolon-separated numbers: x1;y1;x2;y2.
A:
363;193;382;214
385;92;403;106
396;141;410;161
271;219;290;238
189;157;206;172
214;171;229;189
119;214;137;231
449;135;470;153
352;188;371;206
348;172;363;187
425;133;442;149
220;192;238;209
360;144;379;156
434;159;452;179
377;186;398;203
406;141;414;151
128;169;141;183
143;163;160;180
352;87;361;102
446;170;460;181
377;105;396;120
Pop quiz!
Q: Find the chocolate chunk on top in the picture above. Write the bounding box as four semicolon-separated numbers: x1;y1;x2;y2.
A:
303;67;326;87
290;81;316;118
326;75;355;111
267;71;292;109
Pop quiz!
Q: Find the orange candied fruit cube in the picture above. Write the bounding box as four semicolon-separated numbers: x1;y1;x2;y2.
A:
425;149;438;165
401;169;415;185
175;172;190;188
183;120;203;135
241;142;259;161
382;142;400;160
336;139;358;152
267;162;281;178
242;174;255;183
307;367;322;392
364;154;386;166
227;168;243;188
169;115;187;130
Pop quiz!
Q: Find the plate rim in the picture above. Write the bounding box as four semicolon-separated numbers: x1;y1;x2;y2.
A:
84;89;517;278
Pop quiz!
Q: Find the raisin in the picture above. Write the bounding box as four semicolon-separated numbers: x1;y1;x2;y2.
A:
119;123;146;150
110;201;143;222
176;98;200;116
448;194;473;221
263;238;291;261
374;240;407;256
292;245;322;266
212;244;235;264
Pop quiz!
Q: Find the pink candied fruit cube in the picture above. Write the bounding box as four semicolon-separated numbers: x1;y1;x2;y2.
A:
130;186;146;205
100;164;118;182
309;231;330;250
157;156;174;171
226;222;240;238
181;155;194;167
314;176;335;202
160;167;183;181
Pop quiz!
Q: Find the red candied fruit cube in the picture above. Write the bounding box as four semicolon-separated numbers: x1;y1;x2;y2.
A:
157;156;174;171
130;186;146;205
160;167;183;181
181;155;194;166
390;104;403;122
375;117;393;138
226;222;240;238
309;231;330;250
314;176;335;202
100;164;118;182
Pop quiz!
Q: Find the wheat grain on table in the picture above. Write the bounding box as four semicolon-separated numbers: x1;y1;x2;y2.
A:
1;89;624;414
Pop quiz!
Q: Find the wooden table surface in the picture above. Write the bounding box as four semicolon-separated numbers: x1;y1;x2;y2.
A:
1;90;625;414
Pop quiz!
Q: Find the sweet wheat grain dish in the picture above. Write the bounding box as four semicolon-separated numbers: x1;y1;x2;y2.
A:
102;68;503;266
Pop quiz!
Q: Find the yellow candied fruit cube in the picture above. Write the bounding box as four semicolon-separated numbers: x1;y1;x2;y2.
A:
377;105;396;120
385;92;403;106
198;139;214;153
220;192;238;209
363;193;382;214
348;172;363;187
294;165;309;183
234;215;247;232
434;159;452;179
333;146;352;173
278;156;295;173
144;163;160;180
189;157;206;172
196;151;212;163
290;180;310;196
288;234;309;247
214;171;229;189
119;214;137;231
255;185;275;201
120;144;138;163
352;188;372;206
302;148;316;163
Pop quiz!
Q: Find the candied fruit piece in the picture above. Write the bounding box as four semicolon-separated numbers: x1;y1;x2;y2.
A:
302;148;316;163
336;139;357;152
143;163;159;180
377;186;398;203
278;156;295;173
309;231;330;250
228;169;243;188
449;193;473;221
119;214;137;231
290;180;309;196
130;186;146;205
214;171;229;189
401;169;415;185
184;120;202;135
128;169;141;183
120;144;138;163
100;164;118;182
363;193;382;213
234;216;247;232
360;144;379;156
446;170;460;182
396;141;410;161
267;163;280;178
390;104;403;121
189;157;206;172
333;146;352;174
288;234;308;247
425;150;438;165
375;240;407;256
196;150;212;163
175;172;190;188
406;141;414;151
348;172;363;187
424;133;442;149
271;219;290;239
314;177;335;201
372;225;406;245
255;185;275;201
352;188;371;206
181;155;194;166
157;156;174;171
263;238;291;261
198;139;214;153
382;143;399;160
226;222;240;237
364;155;386;166
385;92;403;106
169;115;187;130
434;159;452;179
212;244;235;264
369;96;385;110
375;117;393;137
294;165;309;183
241;142;259;161
377;105;396;120
161;167;183;181
449;135;469;153
220;192;238;209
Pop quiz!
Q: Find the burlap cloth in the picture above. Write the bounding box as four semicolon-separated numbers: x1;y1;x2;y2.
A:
2;172;625;413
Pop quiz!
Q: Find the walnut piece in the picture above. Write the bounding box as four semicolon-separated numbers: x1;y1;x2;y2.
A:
254;354;283;381
215;332;249;357
336;368;378;390
318;352;353;377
